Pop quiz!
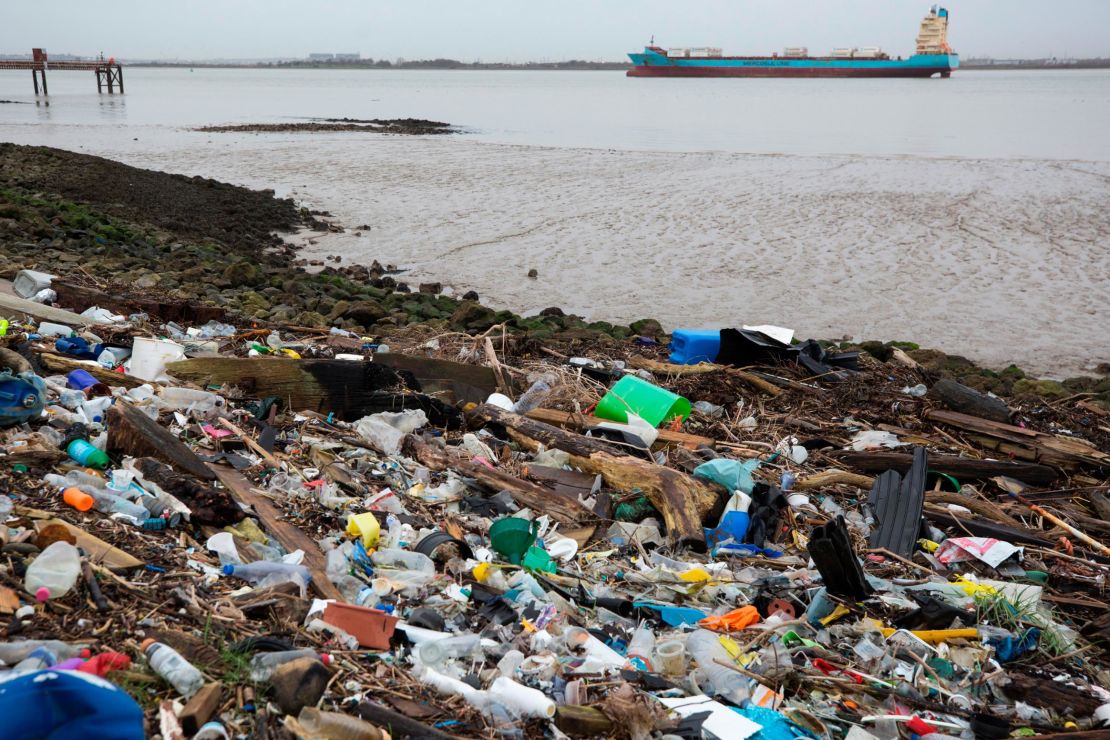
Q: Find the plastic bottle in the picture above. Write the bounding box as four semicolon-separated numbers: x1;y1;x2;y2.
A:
62;486;95;512
0;640;89;665
297;707;389;740
625;622;656;671
141;639;205;698
563;627;626;668
512;378;554;414
222;561;312;585
157;387;224;416
0;496;12;520
37;322;73;338
67;439;109;469
686;629;751;705
79;485;150;522
13;647;57;672
24;541;81;602
79;396;113;424
193;722;231;740
370;548;435;573
249;649;331;682
417;633;482;670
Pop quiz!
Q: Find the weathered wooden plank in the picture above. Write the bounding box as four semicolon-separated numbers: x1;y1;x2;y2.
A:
107;400;216;480
926;409;1109;469
0;291;108;327
39;353;151;389
207;463;342;602
830;451;1058;486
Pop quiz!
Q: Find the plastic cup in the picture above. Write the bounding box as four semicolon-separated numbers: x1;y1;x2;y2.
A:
656;640;686;676
63;487;95;512
594;375;691;428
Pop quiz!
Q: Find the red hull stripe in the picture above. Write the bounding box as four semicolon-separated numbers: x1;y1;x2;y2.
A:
627;66;946;78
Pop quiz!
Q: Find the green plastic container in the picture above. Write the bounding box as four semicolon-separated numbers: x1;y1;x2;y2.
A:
489;517;539;565
595;375;691;428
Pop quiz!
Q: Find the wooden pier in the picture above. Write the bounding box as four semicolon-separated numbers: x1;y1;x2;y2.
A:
0;48;124;95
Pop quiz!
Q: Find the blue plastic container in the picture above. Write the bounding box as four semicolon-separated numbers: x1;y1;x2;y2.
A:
0;669;144;740
668;329;721;365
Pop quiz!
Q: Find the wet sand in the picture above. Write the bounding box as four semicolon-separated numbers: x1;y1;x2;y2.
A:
7;132;1107;377
273;138;1109;378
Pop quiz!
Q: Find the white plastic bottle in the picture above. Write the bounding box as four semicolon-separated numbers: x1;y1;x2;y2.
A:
686;629;751;705
370;548;434;573
222;561;312;584
141;639;205;698
0;640;88;665
12;647;58;673
24;541;82;602
157;387;224;416
248;648;331;682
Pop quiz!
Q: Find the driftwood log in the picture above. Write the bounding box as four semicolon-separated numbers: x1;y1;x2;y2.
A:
107;399;216;480
928;378;1013;423
166;356;465;425
925;409;1110;470
830;451;1058;486
39;352;150;389
468;404;724;548
404;435;594;526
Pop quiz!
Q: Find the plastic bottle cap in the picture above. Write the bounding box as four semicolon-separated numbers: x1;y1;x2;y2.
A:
140;638;157;653
35;587;50;603
222;564;235;576
319;653;332;666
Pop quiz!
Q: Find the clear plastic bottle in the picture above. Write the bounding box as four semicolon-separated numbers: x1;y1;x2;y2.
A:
370;548;434;573
157;387;224;417
0;640;88;665
417;634;482;669
511;378;554;414
222;561;312;585
141;639;205;698
625;622;656;671
296;707;389;740
686;629;751;705
12;647;58;673
24;541;82;602
79;484;150;522
249;649;331;682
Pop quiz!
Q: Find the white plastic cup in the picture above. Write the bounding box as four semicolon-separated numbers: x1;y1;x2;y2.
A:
656;640;686;676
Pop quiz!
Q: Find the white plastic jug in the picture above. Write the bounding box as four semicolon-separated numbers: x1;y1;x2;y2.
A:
24;541;81;602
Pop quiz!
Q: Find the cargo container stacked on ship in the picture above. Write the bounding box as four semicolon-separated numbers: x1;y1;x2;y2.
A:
628;6;958;78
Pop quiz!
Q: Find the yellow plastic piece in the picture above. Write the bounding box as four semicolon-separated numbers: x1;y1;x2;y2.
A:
680;568;711;583
953;575;999;598
880;627;979;644
346;512;381;548
279;348;302;359
472;562;491;583
917;538;939;553
820;604;851;626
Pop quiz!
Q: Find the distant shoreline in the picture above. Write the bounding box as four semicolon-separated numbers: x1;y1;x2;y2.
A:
122;60;1110;72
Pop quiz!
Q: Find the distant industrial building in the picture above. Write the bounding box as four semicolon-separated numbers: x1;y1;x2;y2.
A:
306;53;361;62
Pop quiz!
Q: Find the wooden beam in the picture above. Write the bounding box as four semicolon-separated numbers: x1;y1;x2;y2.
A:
39;352;150;389
208;463;342;601
829;451;1059;486
0;292;107;327
405;435;594;526
179;683;222;736
107;400;216;480
627;356;782;396
925;409;1109;470
525;407;716;450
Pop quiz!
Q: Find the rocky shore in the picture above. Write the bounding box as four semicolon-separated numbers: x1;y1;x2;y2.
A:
1;143;1107;407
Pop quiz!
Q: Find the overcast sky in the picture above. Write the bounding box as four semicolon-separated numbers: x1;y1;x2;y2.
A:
3;1;1107;61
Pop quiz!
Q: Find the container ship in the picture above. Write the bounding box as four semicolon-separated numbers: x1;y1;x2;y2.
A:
628;6;958;78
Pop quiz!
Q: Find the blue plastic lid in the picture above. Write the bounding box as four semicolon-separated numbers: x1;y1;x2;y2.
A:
222;564;235;575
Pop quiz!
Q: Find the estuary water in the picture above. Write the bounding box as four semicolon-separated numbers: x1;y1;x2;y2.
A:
2;67;1108;375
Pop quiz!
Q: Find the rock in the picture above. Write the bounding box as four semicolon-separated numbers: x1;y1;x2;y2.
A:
527;268;538;279
858;341;894;362
294;311;329;329
240;291;271;313
462;290;480;301
328;299;351;320
268;657;330;715
133;272;161;289
222;261;260;286
340;300;388;327
928;379;1013;423
418;282;442;295
539;306;565;317
629;318;664;338
450;301;498;331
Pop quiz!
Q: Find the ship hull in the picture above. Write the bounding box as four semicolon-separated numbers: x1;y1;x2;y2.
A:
626;52;959;79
